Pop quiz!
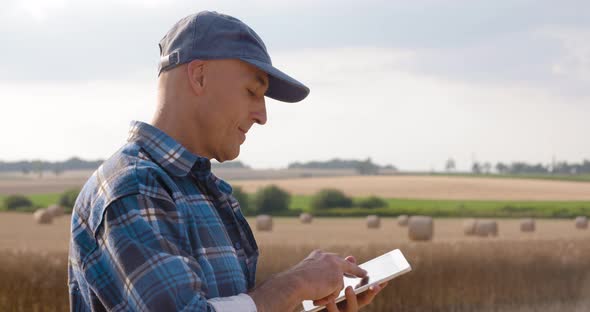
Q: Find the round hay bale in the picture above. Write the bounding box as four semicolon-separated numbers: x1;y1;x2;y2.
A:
33;208;53;225
520;218;535;232
397;215;409;226
299;213;313;224
408;216;433;241
47;204;65;217
575;216;588;229
256;215;273;231
490;221;498;236
463;219;477;235
366;215;381;229
475;220;498;237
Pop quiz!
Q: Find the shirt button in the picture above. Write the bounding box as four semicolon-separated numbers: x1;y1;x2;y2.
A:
234;242;241;249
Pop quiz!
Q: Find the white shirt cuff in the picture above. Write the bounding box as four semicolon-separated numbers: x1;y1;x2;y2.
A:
208;293;257;312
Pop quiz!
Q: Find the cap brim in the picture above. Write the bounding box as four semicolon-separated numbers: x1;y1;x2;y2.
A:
240;57;310;103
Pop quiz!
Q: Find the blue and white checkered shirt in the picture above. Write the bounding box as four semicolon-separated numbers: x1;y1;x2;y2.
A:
68;121;259;311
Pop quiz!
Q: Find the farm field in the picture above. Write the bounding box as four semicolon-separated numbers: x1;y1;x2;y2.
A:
6;174;590;218
4;192;590;219
1;213;589;311
2;214;589;252
2;174;590;311
4;171;590;200
231;175;590;200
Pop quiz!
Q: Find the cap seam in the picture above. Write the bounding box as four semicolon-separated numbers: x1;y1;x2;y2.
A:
196;13;222;53
190;13;200;54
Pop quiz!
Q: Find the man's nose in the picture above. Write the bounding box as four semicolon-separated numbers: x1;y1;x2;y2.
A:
251;98;267;125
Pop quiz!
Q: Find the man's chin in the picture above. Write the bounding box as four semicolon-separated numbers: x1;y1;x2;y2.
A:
215;147;240;163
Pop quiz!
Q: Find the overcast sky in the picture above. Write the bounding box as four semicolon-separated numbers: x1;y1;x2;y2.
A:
1;0;589;170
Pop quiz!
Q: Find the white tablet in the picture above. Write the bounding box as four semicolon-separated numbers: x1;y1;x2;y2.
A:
301;249;411;312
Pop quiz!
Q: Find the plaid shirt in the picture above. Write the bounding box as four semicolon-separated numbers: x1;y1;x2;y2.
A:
68;121;259;311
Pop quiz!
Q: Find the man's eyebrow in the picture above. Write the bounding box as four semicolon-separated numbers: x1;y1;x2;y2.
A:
255;74;269;89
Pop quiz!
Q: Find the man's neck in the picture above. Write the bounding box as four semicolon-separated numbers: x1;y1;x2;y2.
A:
151;108;213;160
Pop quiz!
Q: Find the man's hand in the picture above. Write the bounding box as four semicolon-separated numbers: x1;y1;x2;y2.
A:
320;256;388;312
287;250;368;303
249;250;368;312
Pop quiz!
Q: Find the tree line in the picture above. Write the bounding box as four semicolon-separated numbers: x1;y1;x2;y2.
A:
288;158;397;175
445;158;590;175
0;158;249;175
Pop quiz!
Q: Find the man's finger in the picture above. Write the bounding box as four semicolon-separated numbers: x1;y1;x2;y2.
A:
325;300;339;312
343;256;359;278
344;286;358;312
340;258;367;278
313;298;329;307
357;283;385;307
313;291;339;307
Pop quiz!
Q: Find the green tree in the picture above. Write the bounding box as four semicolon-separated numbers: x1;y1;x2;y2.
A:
59;189;80;210
32;160;44;178
356;196;387;209
311;189;353;210
254;185;290;215
496;162;508;174
472;162;482;174
355;157;379;175
53;164;64;176
4;195;33;210
445;158;456;172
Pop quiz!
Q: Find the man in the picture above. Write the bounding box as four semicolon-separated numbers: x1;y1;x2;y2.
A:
68;11;387;312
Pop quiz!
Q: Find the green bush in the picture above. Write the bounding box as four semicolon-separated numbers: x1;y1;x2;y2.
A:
59;189;80;209
356;196;388;209
254;185;290;215
4;195;33;210
232;186;251;214
311;189;353;211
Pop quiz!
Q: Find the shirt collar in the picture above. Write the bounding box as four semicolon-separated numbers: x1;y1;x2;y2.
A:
127;120;211;177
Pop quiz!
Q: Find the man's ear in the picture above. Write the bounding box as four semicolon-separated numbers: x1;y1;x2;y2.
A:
187;60;206;95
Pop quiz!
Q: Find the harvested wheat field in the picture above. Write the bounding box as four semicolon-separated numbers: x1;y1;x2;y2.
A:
1;212;589;311
250;217;590;246
2;213;589;251
0;213;71;253
232;175;590;200
0;170;92;195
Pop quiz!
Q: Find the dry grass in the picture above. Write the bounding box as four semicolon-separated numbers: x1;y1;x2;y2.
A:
256;240;590;312
1;213;589;311
0;250;68;312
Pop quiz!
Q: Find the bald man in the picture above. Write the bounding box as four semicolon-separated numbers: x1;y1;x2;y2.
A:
68;11;387;312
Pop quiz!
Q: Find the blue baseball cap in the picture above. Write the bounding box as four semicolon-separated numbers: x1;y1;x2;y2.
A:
158;11;310;103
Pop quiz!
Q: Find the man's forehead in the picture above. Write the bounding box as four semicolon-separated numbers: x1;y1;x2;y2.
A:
204;59;269;87
239;60;268;87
